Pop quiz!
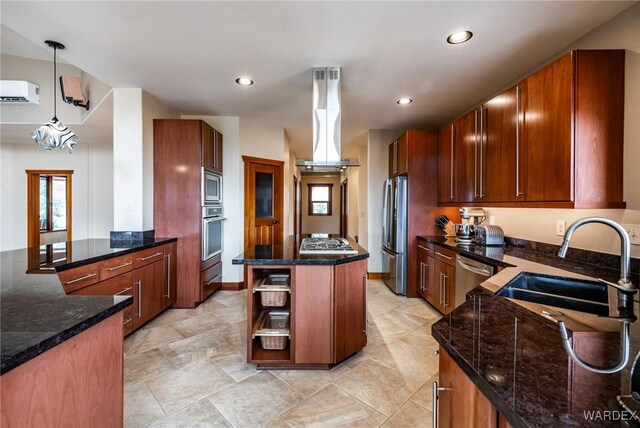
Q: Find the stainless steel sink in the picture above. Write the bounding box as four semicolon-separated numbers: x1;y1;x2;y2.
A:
495;272;610;316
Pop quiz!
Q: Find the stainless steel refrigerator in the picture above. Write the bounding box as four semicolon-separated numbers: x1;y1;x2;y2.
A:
381;176;408;295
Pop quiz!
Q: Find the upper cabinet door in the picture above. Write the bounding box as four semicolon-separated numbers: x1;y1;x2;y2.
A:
201;121;214;169
212;130;223;173
520;53;573;202
437;124;455;203
482;86;518;202
395;133;408;176
455;110;478;203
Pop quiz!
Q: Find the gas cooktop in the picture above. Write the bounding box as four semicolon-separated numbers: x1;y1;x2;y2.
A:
299;237;358;255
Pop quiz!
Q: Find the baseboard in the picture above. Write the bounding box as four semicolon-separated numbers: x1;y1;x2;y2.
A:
367;272;384;280
221;281;245;291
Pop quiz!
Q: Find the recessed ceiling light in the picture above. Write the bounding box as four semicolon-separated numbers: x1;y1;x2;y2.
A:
447;31;473;44
397;98;413;105
235;77;254;86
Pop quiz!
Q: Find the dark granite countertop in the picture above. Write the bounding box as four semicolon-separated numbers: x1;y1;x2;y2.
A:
1;238;175;375
432;287;638;428
418;235;639;286
233;235;369;266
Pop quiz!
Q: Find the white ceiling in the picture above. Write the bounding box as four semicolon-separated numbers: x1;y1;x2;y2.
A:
0;1;634;158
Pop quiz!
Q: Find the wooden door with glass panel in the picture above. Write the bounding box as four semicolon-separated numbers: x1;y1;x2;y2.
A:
243;156;284;248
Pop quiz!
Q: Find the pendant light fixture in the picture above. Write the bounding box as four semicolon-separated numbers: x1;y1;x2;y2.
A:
31;40;78;152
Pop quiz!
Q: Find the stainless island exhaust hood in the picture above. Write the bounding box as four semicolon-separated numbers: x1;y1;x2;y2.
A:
295;67;360;172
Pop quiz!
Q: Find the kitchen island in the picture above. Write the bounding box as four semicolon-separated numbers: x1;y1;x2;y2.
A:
233;235;369;369
0;237;175;427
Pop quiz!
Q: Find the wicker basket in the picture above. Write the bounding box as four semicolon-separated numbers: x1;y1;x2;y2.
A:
256;274;291;307
255;311;290;350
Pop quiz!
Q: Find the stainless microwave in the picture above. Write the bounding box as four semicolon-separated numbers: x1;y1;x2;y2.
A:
202;168;222;206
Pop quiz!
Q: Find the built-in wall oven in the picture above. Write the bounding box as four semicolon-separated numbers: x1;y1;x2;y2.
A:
202;206;224;261
202;168;222;206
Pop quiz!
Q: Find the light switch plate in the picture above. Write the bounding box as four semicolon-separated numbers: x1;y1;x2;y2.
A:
622;224;640;245
556;220;566;236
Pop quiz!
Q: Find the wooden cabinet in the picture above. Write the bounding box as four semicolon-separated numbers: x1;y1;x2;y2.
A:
155;119;224;308
202;123;223;173
388;134;408;177
437;49;625;209
334;259;367;363
456;109;480;203
133;260;166;329
63;244;175;336
417;242;456;315
247;261;368;369
437;123;456;203
482;86;518;202
437;346;497;428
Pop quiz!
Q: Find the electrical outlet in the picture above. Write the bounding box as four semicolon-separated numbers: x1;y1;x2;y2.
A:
622;224;640;245
556;220;566;236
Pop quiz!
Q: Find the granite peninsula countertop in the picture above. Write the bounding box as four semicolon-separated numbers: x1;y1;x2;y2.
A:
425;235;640;427
1;237;176;375
233;235;369;265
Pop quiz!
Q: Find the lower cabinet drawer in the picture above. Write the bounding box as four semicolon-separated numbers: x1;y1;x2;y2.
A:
100;254;134;281
201;262;222;301
132;246;166;269
434;246;457;266
71;272;134;297
58;263;101;293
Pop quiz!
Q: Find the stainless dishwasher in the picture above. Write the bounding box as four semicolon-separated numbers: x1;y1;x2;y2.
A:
455;255;495;306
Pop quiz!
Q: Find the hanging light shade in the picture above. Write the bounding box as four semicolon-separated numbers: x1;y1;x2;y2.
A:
32;40;78;152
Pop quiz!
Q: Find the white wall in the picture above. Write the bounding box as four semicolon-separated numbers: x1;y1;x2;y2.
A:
343;167;360;240
112;88;143;230
367;130;403;273
0;142;113;250
301;175;341;234
358;144;369;250
481;3;640;258
142;90;179;229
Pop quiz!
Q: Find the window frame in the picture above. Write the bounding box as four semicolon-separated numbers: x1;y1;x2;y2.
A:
307;183;333;216
26;170;73;248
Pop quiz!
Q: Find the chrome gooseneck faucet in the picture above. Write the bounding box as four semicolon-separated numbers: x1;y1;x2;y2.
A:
556;217;636;374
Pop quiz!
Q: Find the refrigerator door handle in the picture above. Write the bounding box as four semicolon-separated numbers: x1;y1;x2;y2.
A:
382;181;390;248
381;247;397;259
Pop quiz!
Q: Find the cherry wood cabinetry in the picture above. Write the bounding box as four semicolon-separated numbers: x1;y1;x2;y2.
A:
438;49;625;209
437;123;456;203
416;241;456;315
202;124;223;173
437;346;498;427
388;134;408;177
482;86;518;202
64;244;174;336
391;131;441;299
154;119;225;308
246;260;367;369
1;314;124;428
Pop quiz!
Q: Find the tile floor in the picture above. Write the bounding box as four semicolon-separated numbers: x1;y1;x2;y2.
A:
123;280;442;427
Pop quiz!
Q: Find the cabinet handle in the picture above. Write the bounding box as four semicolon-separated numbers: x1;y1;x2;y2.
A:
123;318;132;326
516;86;523;197
420;262;425;291
480;107;484;198
474;109;478;198
450;124;454;199
63;272;96;285
136;280;142;318
165;253;171;299
363;274;368;335
439;273;444;305
417;245;431;253
432;381;448;428
443;274;449;307
139;252;163;261
115;286;133;296
435;251;453;260
108;261;132;271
